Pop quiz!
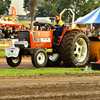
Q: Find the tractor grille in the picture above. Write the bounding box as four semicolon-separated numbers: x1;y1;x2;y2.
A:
18;31;30;44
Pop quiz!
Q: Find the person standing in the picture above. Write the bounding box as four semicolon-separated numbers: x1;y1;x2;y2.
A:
5;26;12;38
12;28;18;39
3;25;7;38
97;27;100;39
86;29;94;37
91;26;98;37
0;27;5;38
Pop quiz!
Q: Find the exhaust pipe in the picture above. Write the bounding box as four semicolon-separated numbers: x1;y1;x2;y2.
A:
29;0;39;31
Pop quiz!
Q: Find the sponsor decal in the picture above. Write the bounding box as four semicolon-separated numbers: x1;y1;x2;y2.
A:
0;44;9;47
36;31;50;38
36;44;44;47
8;53;17;56
41;38;51;42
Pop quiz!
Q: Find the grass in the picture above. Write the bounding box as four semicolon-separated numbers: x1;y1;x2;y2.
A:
0;50;99;76
19;23;29;27
0;50;6;57
0;68;100;76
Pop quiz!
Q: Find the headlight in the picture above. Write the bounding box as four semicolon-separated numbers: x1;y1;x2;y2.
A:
14;41;28;48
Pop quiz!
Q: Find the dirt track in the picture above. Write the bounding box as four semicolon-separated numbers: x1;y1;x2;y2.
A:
0;58;100;100
0;75;100;100
0;57;65;69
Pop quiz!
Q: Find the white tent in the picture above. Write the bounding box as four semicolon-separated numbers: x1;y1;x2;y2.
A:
75;7;100;24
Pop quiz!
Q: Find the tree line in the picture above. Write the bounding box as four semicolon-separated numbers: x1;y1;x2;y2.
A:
0;0;100;22
23;0;100;22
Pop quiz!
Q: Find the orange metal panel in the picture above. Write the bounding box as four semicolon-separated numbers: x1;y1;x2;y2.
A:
35;30;53;38
29;30;53;48
29;31;34;48
90;41;100;61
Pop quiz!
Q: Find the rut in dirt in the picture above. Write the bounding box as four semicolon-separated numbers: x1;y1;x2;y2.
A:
0;76;100;100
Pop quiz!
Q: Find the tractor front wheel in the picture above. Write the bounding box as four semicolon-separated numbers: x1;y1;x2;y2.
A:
31;49;48;68
6;54;22;67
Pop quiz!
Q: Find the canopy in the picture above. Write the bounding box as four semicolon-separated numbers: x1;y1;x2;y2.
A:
75;7;100;24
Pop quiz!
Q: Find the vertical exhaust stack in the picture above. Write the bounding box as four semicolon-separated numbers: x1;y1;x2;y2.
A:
29;0;39;31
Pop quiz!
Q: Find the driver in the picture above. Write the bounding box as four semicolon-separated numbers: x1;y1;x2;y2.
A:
52;14;64;44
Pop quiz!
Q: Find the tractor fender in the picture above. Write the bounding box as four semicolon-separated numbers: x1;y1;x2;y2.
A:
58;28;84;45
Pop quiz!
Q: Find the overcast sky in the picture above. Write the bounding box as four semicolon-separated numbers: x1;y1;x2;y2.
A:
9;0;27;15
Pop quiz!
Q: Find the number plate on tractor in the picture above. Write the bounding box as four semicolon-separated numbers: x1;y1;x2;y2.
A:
41;38;51;42
5;47;20;58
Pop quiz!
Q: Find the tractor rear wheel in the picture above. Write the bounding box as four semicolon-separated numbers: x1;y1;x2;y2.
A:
60;31;90;67
31;49;48;68
46;54;61;67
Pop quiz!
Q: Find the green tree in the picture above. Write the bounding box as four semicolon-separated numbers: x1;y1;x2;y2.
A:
23;0;100;22
0;0;11;15
23;0;58;17
23;0;29;13
36;2;58;17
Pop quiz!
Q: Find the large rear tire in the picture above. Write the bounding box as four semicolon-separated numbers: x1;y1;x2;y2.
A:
46;54;61;67
31;49;48;68
6;54;22;68
60;31;90;67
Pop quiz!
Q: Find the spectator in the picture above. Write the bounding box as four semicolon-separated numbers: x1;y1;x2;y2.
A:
12;26;16;31
91;26;98;37
18;26;22;31
3;25;7;37
97;27;100;36
10;26;13;33
23;26;26;31
12;28;18;39
27;24;31;29
26;27;30;31
1;25;4;34
86;29;93;37
0;24;31;38
5;26;12;38
0;27;5;38
17;26;22;31
97;27;100;39
20;26;24;31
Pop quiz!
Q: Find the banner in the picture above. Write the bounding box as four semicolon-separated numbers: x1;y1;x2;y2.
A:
11;5;16;16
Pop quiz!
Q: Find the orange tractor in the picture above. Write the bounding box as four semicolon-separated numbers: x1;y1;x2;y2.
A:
5;9;91;68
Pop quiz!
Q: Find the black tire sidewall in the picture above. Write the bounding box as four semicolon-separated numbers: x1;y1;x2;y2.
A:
6;54;22;67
